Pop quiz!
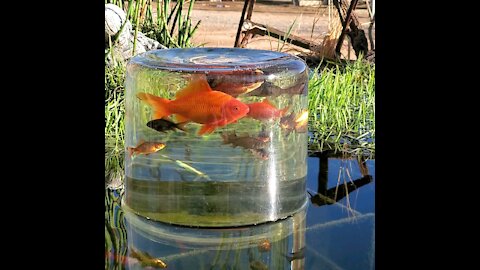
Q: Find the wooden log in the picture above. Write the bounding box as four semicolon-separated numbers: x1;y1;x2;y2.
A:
333;0;369;58
234;0;251;47
241;20;322;51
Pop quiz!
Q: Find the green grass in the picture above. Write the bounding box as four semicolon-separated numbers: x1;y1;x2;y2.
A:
105;0;200;53
307;56;375;156
105;0;201;186
105;61;126;187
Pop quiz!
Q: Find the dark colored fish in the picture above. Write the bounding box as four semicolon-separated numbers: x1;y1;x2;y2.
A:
245;81;307;97
285;247;305;262
146;118;188;133
221;132;270;150
207;69;265;97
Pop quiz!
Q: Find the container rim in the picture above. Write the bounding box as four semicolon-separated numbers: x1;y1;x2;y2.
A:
128;47;306;73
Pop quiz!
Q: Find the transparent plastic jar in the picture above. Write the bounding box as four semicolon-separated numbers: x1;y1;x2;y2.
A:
124;48;308;227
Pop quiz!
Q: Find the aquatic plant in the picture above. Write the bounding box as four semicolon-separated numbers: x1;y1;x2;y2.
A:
308;57;375;156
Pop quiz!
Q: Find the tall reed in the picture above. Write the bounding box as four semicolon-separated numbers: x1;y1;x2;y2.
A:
105;0;201;48
308;57;375;155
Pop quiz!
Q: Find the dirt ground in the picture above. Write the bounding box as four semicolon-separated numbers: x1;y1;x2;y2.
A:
187;0;374;58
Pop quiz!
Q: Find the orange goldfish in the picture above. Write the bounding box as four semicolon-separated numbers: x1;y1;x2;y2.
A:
130;248;168;268
280;110;308;134
137;74;250;135
127;141;166;157
246;98;289;122
257;238;271;252
294;110;308;133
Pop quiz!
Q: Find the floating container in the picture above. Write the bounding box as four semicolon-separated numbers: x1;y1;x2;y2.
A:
123;48;309;227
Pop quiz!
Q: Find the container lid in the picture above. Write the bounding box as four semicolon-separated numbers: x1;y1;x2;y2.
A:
128;47;307;73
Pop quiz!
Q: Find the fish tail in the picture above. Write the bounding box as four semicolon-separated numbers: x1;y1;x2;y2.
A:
175;122;189;132
137;92;171;119
280;106;290;117
127;147;135;157
198;124;217;136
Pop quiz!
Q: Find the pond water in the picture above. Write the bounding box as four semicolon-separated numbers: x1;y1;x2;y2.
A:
105;153;375;270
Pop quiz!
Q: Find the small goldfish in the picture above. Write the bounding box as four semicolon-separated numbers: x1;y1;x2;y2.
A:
130;248;167;269
293;110;308;133
207;69;265;97
257;238;271;252
246;98;289;122
146;118;188;133
280;110;308;134
221;132;270;150
246;81;307;97
137;74;249;135
127;141;166;157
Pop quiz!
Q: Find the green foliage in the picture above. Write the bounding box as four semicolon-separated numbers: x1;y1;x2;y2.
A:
105;0;201;50
308;57;375;156
105;0;202;185
105;62;126;186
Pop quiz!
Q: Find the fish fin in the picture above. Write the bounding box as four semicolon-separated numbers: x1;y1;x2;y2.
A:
198;124;217;135
261;98;276;107
175;121;189;132
137;92;171;120
280;106;290;117
250;80;264;90
174;114;190;123
127;147;135;158
175;74;212;99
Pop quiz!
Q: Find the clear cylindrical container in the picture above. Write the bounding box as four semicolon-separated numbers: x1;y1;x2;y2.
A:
124;48;308;227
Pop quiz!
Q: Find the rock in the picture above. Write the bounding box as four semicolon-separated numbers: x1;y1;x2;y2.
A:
105;4;167;66
105;4;132;44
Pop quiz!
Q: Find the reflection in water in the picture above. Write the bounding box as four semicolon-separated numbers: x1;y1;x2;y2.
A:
105;154;375;270
308;151;373;209
123;204;307;270
105;188;128;270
